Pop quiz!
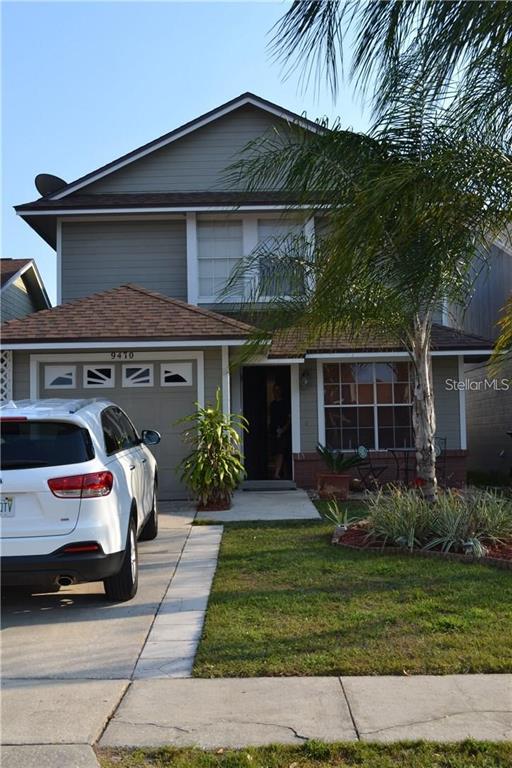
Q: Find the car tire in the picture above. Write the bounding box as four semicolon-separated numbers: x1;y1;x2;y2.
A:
103;516;138;602
139;486;158;541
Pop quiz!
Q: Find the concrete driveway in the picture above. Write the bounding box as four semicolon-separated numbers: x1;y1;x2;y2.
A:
0;504;193;766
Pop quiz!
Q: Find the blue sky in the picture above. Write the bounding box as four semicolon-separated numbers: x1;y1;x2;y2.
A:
2;1;370;303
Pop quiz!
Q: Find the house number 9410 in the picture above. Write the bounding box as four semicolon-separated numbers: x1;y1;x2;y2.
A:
110;351;135;360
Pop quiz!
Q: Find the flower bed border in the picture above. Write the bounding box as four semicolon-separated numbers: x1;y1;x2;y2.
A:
333;531;512;571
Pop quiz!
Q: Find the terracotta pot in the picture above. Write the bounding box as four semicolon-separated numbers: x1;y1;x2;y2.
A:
317;473;351;500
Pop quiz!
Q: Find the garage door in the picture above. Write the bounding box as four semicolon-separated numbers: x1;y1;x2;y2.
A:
39;356;200;498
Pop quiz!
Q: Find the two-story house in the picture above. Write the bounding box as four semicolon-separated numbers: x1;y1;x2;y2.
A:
2;93;493;497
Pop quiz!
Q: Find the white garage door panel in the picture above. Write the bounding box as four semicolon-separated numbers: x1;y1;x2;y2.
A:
39;359;198;499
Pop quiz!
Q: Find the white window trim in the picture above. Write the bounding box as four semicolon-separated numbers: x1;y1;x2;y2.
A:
195;214;314;305
44;364;76;390
122;364;154;388
83;364;115;389
317;360;414;451
160;362;193;387
458;356;467;450
30;352;205;406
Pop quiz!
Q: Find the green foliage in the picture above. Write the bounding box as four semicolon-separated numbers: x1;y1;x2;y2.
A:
366;487;512;555
316;443;364;474
99;740;512;768
177;389;248;508
323;498;360;528
193;519;512;677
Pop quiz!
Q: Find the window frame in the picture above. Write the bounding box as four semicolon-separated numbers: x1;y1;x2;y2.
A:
83;364;115;389
160;362;193;387
122;364;154;388
44;365;76;390
322;361;414;451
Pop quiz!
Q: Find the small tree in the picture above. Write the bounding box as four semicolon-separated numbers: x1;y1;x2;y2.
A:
178;389;248;510
225;92;512;501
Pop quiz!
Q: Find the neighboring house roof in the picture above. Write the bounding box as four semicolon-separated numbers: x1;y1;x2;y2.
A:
1;258;32;287
270;324;494;359
0;284;253;345
0;258;51;310
22;93;323;204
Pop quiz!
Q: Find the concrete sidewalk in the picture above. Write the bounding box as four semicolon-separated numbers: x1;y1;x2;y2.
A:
100;674;512;749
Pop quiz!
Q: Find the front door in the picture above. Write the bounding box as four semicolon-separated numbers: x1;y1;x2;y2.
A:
242;366;292;481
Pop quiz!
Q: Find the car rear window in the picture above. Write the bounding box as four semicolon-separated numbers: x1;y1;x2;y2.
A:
0;420;94;469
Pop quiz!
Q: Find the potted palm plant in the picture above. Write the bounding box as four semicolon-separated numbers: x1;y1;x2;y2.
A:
316;443;364;500
178;389;248;511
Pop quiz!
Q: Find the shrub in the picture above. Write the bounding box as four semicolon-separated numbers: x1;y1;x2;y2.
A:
365;487;512;556
316;443;364;473
177;389;248;509
366;486;433;551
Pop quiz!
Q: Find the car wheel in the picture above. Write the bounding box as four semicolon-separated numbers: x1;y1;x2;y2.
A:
103;516;138;602
139;485;158;541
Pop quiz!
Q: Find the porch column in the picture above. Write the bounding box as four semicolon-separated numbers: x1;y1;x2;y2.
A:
290;363;301;453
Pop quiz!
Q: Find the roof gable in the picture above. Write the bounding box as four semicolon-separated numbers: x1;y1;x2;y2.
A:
0;284;253;345
44;94;323;200
0;258;51;310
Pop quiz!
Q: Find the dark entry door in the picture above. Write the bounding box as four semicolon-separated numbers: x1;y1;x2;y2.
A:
242;366;291;480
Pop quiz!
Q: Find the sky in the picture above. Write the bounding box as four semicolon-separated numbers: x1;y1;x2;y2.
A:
2;1;370;303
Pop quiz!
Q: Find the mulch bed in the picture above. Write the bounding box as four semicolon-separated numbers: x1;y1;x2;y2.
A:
334;523;512;570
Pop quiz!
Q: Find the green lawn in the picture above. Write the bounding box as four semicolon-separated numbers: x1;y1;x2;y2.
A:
193;518;512;677
98;741;512;768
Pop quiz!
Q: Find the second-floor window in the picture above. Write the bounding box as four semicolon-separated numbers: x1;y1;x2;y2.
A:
198;220;243;302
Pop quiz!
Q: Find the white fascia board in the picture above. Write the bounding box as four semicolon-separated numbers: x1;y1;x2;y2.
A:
307;349;493;360
3;339;248;351
17;205;315;217
48;96;323;200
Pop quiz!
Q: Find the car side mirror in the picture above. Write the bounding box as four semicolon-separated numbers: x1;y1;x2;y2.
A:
141;429;161;446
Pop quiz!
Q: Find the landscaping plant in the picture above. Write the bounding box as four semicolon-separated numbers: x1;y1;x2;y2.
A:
316;443;364;474
178;388;248;510
365;487;512;556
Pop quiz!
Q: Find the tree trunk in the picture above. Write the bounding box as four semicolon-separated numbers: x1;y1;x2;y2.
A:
411;320;437;501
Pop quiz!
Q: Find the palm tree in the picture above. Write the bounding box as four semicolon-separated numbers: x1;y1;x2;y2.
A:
272;0;512;143
225;93;512;500
271;0;512;359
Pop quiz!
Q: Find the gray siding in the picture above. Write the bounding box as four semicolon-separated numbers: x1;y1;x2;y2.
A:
466;358;512;473
464;244;512;340
451;243;512;340
12;351;31;399
204;348;223;406
61;220;187;302
1;278;38;322
83;106;289;193
300;361;318;452
432;357;461;449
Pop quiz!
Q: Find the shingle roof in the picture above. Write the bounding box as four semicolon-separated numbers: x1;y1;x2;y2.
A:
0;284;254;343
15;192;307;213
269;324;493;357
0;259;32;288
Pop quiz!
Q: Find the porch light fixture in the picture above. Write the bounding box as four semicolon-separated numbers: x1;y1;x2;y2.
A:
301;370;310;388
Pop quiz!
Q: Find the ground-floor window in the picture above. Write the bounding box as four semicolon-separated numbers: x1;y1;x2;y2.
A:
323;362;413;450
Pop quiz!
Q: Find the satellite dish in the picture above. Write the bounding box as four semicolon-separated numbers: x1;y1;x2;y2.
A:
35;173;67;197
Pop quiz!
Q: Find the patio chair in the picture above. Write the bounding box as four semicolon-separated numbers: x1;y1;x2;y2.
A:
355;445;387;490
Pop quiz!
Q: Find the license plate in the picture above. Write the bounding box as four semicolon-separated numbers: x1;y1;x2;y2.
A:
0;497;15;518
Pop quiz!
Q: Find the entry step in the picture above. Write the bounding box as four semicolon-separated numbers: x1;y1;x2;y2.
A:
241;480;297;492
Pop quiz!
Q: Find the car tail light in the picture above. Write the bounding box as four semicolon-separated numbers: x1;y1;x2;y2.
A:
48;471;113;498
63;543;102;554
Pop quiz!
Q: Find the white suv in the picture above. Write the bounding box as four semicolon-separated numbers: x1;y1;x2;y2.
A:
0;399;161;602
